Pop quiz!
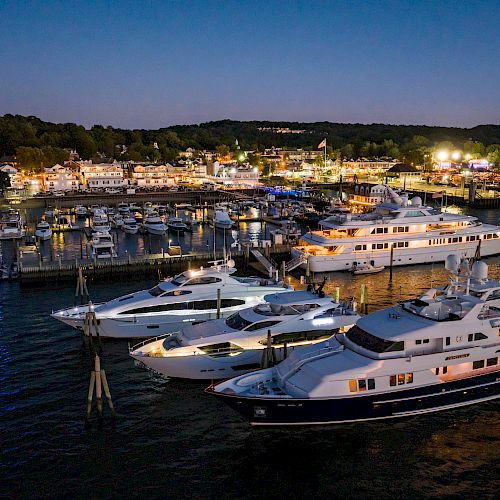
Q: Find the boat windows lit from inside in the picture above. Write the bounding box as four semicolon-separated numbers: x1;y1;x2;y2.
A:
120;299;245;315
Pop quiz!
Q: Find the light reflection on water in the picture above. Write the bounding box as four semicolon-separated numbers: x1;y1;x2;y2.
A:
0;206;498;497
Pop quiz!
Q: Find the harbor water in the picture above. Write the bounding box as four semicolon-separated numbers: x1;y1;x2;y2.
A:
1;206;499;498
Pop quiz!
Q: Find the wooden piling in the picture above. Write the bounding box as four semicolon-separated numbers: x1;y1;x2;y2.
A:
216;288;221;319
100;369;116;419
94;355;103;418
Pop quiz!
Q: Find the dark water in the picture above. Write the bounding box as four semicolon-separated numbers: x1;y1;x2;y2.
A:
1;209;499;499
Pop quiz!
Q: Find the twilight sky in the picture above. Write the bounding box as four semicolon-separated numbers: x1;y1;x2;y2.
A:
1;0;499;129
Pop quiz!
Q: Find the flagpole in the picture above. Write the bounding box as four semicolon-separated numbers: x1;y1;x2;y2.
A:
324;139;327;175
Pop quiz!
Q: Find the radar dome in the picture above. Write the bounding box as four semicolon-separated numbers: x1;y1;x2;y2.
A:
445;254;460;273
411;196;422;207
471;261;488;280
227;259;236;269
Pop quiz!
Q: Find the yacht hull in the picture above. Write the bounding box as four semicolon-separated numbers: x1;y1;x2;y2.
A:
209;371;499;426
293;239;500;273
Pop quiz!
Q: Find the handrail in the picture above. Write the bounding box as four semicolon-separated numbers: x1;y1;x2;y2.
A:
129;333;173;352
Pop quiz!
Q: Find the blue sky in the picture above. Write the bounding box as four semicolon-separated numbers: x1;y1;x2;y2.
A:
1;0;499;128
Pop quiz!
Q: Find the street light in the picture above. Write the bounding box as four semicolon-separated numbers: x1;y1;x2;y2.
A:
436;150;449;161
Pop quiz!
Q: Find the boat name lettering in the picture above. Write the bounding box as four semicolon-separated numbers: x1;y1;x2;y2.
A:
445;353;470;360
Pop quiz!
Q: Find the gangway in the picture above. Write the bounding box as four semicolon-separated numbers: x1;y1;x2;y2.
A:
285;253;307;272
250;249;275;275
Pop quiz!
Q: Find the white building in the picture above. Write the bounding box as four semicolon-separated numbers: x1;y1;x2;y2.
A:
44;164;79;192
131;164;176;188
79;161;126;189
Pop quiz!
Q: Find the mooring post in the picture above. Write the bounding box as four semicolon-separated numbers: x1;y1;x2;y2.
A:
334;286;340;303
100;369;116;419
389;244;394;283
94;355;103;418
216;288;221;319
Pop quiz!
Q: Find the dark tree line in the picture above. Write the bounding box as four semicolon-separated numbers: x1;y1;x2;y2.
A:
1;114;499;169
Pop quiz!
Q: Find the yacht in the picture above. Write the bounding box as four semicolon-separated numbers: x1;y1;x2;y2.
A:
167;217;189;233
130;289;359;379
89;231;117;259
90;210;111;233
213;208;234;230
0;210;24;240
117;202;130;216
143;211;167;236
75;205;88;218
121;216;139;234
51;261;292;338
208;256;500;426
292;186;500;272
35;221;52;241
110;214;124;229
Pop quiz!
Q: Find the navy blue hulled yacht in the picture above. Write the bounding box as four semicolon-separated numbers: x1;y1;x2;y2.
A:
208;256;500;425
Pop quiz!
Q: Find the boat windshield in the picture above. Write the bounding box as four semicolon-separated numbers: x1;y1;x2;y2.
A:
171;273;189;286
148;285;166;297
346;325;404;353
225;312;252;330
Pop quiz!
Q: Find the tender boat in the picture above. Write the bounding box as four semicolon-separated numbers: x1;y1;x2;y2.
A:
89;231;117;259
51;261;292;338
35;221;52;240
351;263;385;275
130;289;360;379
208;256;500;426
292;185;500;272
143;211;167;235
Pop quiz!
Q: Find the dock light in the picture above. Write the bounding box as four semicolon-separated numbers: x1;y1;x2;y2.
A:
451;151;461;161
436;151;449;161
465;154;471;161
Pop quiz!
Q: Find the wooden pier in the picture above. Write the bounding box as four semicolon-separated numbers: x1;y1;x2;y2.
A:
18;245;294;285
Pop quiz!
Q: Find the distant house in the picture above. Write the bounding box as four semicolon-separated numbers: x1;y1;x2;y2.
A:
131;164;175;188
78;161;126;189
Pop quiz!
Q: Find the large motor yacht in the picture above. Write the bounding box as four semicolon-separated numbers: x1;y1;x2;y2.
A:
89;231;117;259
51;261;292;338
129;289;359;379
209;256;500;425
0;209;24;240
143;211;167;235
292;186;500;272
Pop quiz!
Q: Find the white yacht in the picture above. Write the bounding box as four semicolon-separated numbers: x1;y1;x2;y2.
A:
121;216;139;234
35;221;52;241
213;208;234;230
143;211;167;235
292;186;500;272
110;214;124;228
0;210;24;240
130;289;360;379
209;257;500;425
90;210;111;233
89;231;117;259
51;261;292;338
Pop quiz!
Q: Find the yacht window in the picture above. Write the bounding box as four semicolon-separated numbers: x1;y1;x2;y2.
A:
349;380;357;392
245;320;282;332
346;325;404;353
486;289;500;301
472;360;485;369
171;274;189;286
393;226;409;233
147;286;165;297
486;357;498;366
397;374;405;385
198;342;242;356
445;336;450;346
120;302;192;314
367;379;375;390
390;375;396;386
406;373;413;384
225;312;252;330
443;366;448;374
186;276;223;285
473;332;488;341
371;227;388;234
358;379;367;391
405;210;425;217
261;329;333;345
191;299;245;310
355;244;367;251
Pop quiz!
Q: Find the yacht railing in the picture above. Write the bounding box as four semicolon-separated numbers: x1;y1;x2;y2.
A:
129;333;173;352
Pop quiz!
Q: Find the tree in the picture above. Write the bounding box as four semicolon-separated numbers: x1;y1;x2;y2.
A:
464;140;485;159
216;144;230;158
0;171;11;191
486;144;500;168
16;147;45;172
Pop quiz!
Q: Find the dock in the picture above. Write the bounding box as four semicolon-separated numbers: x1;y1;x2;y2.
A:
17;244;294;285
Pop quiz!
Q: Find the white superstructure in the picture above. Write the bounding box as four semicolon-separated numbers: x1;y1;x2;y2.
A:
292;187;500;272
51;262;292;338
130;289;359;379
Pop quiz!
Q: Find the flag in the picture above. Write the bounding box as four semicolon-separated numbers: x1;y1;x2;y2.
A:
317;139;326;149
432;191;444;199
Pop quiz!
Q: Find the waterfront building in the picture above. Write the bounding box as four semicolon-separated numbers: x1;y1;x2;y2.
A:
78;161;126;189
43;164;79;192
131;164;175;188
349;183;389;209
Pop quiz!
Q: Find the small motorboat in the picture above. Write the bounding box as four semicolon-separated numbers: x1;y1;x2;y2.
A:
75;205;88;218
350;263;385;275
35;221;52;240
121;217;139;234
143;211;167;235
89;231;117;259
167;217;189;233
